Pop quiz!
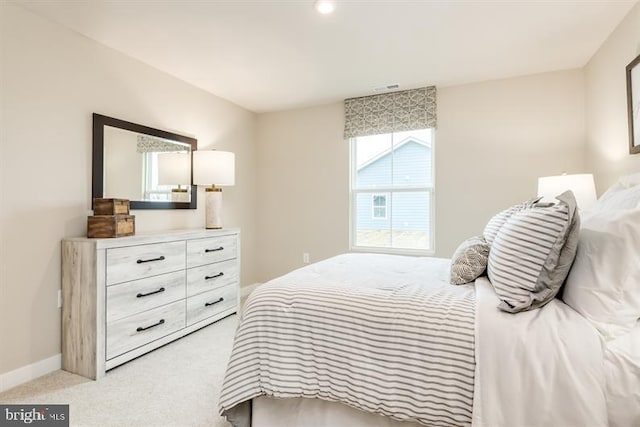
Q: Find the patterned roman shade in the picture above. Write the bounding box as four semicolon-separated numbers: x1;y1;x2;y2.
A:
344;86;437;139
136;135;190;153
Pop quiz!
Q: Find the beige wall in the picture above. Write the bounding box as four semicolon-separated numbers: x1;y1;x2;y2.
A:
436;69;586;256
585;1;640;193
0;3;258;375
256;103;349;281
256;69;586;281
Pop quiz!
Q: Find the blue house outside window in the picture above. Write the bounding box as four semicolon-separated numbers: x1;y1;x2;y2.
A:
350;128;435;254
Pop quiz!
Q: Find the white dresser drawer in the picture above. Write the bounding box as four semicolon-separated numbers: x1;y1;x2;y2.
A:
62;229;240;380
186;284;237;326
186;235;237;268
106;300;186;360
186;259;238;297
106;241;185;285
106;271;186;323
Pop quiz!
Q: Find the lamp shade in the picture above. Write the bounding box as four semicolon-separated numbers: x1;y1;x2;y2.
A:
193;150;235;186
537;173;597;210
157;153;191;185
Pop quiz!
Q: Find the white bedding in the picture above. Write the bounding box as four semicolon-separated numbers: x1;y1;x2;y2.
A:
221;254;612;427
603;325;640;427
473;277;608;427
253;396;426;427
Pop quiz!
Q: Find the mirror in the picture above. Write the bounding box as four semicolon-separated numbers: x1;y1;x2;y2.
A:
93;113;197;209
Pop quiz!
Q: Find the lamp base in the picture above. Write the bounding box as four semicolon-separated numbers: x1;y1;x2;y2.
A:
170;188;189;203
204;187;223;229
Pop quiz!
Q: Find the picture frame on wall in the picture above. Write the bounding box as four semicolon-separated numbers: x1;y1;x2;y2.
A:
627;53;640;154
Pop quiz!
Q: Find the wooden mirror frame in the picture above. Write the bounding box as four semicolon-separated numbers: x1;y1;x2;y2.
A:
627;53;640;155
92;113;198;209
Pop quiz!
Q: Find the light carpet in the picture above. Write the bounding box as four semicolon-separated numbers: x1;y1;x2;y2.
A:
0;314;239;427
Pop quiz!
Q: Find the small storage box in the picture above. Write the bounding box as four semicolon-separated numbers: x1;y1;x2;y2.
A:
93;198;130;215
88;215;135;238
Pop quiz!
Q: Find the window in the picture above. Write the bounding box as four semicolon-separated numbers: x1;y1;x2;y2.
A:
142;152;173;201
350;128;435;254
372;195;387;219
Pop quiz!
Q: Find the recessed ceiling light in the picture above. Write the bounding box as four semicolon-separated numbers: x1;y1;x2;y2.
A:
314;0;336;15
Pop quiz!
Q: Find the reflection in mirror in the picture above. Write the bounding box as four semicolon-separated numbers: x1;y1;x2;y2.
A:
93;114;197;210
103;126;191;201
157;152;191;202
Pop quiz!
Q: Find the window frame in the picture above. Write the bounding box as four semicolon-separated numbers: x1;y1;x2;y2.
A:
349;129;436;256
142;152;174;201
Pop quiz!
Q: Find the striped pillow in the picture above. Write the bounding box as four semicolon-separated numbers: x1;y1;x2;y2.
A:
483;197;542;246
487;191;580;313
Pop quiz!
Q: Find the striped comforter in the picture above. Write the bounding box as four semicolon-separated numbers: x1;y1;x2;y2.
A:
219;254;476;427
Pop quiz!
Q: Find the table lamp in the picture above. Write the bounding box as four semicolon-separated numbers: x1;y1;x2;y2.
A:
193;150;235;229
537;173;597;210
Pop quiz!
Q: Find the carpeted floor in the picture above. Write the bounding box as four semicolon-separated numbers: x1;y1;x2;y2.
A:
0;314;239;427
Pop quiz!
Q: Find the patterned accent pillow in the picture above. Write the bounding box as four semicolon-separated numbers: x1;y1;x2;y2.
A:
483;197;542;246
450;236;490;285
487;191;580;313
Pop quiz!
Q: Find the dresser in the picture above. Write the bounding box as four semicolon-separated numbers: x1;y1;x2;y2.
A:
61;228;240;380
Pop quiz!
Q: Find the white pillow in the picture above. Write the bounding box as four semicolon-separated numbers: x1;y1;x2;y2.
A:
588;172;640;214
614;171;640;188
563;208;640;340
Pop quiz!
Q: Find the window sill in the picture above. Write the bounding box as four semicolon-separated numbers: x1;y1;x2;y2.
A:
349;246;435;257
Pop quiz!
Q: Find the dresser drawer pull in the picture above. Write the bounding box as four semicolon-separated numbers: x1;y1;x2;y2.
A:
136;255;165;264
136;318;165;332
205;272;224;280
205;297;224;307
205;247;224;253
136;287;166;298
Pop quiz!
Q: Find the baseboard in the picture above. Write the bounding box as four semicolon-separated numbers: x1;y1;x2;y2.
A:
0;285;261;394
0;354;61;393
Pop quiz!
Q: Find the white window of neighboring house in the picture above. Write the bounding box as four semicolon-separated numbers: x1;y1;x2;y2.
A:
372;194;387;219
350;128;435;255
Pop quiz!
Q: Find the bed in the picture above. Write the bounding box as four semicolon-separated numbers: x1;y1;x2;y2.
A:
219;175;640;427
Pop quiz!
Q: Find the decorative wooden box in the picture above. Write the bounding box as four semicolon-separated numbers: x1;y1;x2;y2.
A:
87;215;135;238
93;198;130;215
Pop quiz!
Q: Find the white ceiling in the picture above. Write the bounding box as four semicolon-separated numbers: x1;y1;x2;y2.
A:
17;0;637;113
